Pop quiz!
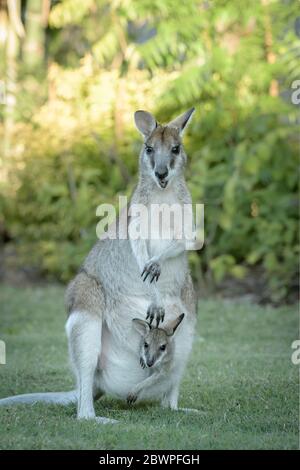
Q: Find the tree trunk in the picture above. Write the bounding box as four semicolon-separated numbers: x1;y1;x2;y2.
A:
3;0;22;161
22;0;45;71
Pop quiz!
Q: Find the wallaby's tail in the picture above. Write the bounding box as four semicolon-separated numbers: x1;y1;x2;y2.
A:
0;390;77;406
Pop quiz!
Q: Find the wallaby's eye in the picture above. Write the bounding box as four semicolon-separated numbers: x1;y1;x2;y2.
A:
160;344;166;351
145;146;153;155
144;342;149;348
171;145;180;155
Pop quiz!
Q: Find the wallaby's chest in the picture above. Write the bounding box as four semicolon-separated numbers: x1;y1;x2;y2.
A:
150;187;179;204
146;190;183;257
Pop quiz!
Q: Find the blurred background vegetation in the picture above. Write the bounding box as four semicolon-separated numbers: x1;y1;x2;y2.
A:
0;0;298;304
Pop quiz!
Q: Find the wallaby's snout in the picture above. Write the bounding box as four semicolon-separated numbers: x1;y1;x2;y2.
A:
155;165;169;188
146;357;155;368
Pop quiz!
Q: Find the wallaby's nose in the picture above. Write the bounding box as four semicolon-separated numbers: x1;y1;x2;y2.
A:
155;166;168;181
147;358;155;367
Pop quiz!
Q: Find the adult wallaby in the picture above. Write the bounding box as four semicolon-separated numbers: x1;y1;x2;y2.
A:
0;109;197;424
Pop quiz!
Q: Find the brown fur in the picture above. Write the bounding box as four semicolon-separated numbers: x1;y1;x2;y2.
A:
145;125;180;148
180;274;197;316
65;270;105;317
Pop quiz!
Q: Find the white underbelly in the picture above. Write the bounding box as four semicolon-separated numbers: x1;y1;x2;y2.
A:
99;357;147;398
97;322;148;398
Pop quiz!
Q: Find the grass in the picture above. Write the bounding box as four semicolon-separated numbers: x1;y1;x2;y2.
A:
0;284;298;450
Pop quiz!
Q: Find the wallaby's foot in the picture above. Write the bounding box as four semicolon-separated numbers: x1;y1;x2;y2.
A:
141;259;161;284
177;407;201;414
160;403;200;414
78;413;118;424
127;392;138;405
146;303;165;327
94;416;119;425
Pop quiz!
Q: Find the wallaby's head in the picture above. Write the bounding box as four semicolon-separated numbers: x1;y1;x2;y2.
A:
132;313;185;368
134;109;195;189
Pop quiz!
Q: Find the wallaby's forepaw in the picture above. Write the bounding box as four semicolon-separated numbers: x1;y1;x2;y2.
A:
141;260;161;283
146;303;165;327
127;392;138;405
140;357;146;369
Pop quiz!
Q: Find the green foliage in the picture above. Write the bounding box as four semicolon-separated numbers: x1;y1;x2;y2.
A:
1;0;298;301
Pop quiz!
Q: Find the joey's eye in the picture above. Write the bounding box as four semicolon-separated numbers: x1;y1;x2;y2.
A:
171;145;180;155
160;344;166;351
145;146;153;155
144;342;149;348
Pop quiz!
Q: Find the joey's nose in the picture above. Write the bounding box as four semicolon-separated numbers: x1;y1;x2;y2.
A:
155;167;168;181
147;359;154;367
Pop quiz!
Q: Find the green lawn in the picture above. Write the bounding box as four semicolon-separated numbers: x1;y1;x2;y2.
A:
0;285;298;450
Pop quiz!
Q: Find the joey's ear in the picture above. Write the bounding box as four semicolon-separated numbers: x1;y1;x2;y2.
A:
132;318;151;336
134;110;157;138
168;108;195;136
165;313;185;337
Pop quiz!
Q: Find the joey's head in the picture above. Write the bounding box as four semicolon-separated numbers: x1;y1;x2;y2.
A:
134;109;195;190
132;313;185;368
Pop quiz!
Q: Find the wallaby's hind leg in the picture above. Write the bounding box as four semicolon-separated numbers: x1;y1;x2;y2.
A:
66;311;117;424
65;272;117;424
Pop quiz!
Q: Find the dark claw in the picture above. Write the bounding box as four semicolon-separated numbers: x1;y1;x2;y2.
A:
127;394;137;405
140;358;145;369
141;261;161;284
146;303;165;327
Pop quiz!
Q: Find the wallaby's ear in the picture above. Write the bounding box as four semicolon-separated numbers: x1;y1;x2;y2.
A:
134;110;157;138
132;318;151;336
165;313;185;336
168;108;195;136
